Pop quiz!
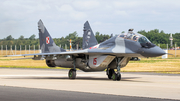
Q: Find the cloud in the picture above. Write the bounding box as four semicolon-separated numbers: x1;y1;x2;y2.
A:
57;4;73;12
72;0;100;10
55;4;87;20
0;0;180;39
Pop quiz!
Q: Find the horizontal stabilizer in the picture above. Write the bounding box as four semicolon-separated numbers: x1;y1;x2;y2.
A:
11;57;33;60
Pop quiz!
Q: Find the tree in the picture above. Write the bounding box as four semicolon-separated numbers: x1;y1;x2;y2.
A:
1;29;180;50
95;32;110;43
29;34;36;40
18;35;25;40
6;35;13;40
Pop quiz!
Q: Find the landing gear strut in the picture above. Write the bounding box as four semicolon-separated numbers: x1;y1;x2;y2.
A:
116;58;121;81
68;56;77;79
111;57;126;81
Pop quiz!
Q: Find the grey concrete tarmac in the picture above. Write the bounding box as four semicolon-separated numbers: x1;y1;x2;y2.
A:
0;86;175;101
0;68;180;100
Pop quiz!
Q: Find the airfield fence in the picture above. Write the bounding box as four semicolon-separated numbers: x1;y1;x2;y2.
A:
0;45;40;56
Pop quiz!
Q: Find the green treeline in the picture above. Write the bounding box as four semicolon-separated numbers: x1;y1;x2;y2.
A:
0;29;179;50
0;31;110;50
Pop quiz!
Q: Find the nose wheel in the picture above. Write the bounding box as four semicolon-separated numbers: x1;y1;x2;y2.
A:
107;69;121;81
107;69;115;79
112;72;121;81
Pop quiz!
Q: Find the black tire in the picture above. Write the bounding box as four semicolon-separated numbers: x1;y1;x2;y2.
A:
112;72;117;81
108;69;115;79
117;73;121;81
108;74;112;79
68;69;76;79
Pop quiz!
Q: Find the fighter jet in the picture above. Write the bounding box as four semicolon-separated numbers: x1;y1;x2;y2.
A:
8;20;166;81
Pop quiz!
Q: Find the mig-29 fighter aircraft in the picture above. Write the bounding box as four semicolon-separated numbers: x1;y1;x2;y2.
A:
9;20;166;81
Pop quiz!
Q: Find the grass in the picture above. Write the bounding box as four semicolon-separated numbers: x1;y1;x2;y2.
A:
0;50;180;74
122;58;180;74
167;50;180;58
0;50;40;56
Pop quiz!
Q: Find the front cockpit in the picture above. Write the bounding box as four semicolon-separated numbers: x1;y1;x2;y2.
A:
119;29;155;48
138;36;150;44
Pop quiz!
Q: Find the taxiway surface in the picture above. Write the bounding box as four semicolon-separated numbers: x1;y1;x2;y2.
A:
0;68;180;100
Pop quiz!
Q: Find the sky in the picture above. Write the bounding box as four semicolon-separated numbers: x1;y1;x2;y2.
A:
0;0;180;39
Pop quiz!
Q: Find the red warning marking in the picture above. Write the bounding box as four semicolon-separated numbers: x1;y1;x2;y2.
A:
93;58;97;65
46;36;50;44
89;46;97;49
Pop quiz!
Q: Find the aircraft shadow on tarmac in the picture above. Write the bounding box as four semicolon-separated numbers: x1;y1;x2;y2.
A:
4;76;151;82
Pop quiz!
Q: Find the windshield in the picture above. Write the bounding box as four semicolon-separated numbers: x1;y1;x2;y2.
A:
138;36;151;43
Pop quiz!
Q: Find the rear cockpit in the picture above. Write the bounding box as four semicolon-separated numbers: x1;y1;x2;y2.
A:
119;29;143;42
119;29;155;48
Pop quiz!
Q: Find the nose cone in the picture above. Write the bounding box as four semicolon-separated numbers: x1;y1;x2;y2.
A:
141;46;166;57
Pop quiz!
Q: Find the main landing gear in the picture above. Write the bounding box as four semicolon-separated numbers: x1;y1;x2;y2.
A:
68;56;77;79
68;69;76;79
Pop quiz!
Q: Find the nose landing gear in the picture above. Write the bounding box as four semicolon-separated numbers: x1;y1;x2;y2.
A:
112;72;121;81
107;57;127;81
107;69;115;79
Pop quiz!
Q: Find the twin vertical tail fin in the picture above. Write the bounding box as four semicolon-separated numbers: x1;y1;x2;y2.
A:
82;21;98;49
38;20;97;52
38;20;66;53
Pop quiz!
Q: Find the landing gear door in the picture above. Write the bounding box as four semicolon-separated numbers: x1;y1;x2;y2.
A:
89;55;115;69
118;57;131;67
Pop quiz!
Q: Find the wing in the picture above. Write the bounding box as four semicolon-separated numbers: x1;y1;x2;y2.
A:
7;47;142;60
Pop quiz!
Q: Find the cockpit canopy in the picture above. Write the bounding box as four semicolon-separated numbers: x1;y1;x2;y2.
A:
138;36;151;44
119;29;155;48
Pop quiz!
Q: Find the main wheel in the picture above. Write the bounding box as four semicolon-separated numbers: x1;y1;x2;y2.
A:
117;73;121;81
68;69;76;79
107;69;115;79
112;72;117;81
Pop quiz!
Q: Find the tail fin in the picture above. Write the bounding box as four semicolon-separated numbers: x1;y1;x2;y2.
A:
82;21;98;49
38;20;66;53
